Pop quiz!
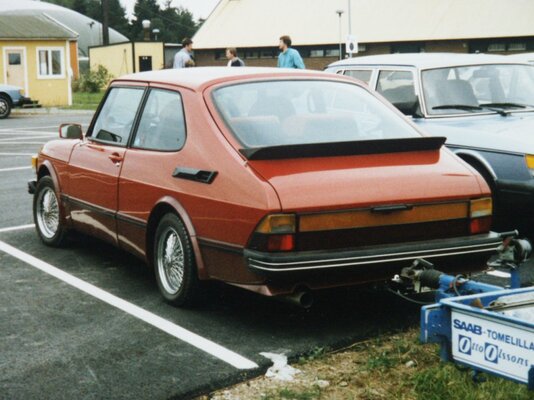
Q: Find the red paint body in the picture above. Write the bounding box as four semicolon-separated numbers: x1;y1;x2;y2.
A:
35;68;499;297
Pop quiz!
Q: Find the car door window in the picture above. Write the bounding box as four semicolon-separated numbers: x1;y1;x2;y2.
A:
376;70;418;114
91;87;144;145
343;69;372;84
133;89;186;151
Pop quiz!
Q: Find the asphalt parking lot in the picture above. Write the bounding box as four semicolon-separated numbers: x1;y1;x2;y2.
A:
0;114;533;399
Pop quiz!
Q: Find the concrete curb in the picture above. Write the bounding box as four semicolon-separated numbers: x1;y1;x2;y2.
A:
12;108;95;116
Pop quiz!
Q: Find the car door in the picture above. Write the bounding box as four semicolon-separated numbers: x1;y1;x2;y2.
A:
67;85;146;244
116;87;188;258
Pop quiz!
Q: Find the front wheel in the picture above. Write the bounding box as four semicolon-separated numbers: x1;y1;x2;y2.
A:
33;176;68;246
0;95;11;119
153;213;201;306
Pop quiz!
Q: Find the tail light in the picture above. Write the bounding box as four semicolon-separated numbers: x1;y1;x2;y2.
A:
248;214;296;252
526;154;534;177
469;197;492;234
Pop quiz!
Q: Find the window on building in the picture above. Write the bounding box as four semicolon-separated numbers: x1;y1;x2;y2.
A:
487;43;506;52
245;51;259;59
325;49;341;57
391;43;425;53
37;48;64;78
260;50;274;59
8;53;21;65
310;49;325;58
508;43;527;52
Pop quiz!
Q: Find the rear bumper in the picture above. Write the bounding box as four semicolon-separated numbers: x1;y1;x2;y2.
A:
245;232;501;276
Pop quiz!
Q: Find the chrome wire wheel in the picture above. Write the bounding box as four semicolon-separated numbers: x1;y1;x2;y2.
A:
36;187;60;239
0;97;9;118
156;226;185;295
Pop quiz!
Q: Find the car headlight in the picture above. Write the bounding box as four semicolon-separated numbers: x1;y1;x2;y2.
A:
526;154;534;177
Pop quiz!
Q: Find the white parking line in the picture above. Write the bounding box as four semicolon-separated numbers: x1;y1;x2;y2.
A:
0;136;54;142
0;239;259;370
486;270;511;278
0;153;35;156
0;166;32;172
0;142;50;145
0;224;34;233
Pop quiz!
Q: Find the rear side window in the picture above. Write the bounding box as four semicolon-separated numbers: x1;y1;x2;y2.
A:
133;89;186;151
91;87;144;145
343;69;372;84
376;70;417;114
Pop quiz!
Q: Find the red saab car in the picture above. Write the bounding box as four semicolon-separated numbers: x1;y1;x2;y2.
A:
29;67;501;307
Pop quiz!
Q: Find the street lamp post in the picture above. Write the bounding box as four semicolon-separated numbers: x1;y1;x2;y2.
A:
336;10;344;61
142;19;151;41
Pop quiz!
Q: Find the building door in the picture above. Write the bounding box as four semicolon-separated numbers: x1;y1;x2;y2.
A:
5;49;26;89
139;56;152;72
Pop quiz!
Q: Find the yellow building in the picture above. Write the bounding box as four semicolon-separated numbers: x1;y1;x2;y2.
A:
89;42;165;79
0;14;78;107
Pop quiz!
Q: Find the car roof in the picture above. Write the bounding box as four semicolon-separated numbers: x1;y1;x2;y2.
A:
116;67;338;91
328;52;529;69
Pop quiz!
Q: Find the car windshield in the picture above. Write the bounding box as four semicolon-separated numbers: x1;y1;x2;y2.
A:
422;64;534;115
212;80;420;148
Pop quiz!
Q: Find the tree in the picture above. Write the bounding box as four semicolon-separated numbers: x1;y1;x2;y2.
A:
129;0;198;42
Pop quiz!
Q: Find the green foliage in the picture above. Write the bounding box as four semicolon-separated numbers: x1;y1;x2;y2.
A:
75;65;113;93
298;347;326;364
130;0;198;43
412;364;532;400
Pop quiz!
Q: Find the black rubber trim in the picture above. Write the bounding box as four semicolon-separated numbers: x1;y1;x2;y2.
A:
62;194;147;228
198;237;244;255
239;137;446;160
172;167;218;184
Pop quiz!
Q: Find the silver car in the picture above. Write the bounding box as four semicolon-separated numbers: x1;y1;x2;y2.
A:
326;53;534;235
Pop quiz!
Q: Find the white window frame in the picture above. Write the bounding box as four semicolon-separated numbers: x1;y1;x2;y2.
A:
36;47;65;79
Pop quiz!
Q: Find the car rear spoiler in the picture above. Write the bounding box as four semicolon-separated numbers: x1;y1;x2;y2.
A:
239;136;447;160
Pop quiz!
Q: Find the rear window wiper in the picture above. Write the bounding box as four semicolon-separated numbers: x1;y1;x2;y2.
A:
432;104;482;112
479;102;528;109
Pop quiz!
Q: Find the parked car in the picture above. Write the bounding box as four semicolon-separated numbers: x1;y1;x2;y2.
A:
507;52;534;65
29;67;500;307
0;84;32;118
326;53;534;235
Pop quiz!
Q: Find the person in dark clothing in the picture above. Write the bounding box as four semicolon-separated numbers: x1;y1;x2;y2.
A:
226;48;245;67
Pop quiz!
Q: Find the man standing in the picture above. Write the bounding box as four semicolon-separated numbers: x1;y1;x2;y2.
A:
277;35;305;69
226;48;245;67
173;38;195;68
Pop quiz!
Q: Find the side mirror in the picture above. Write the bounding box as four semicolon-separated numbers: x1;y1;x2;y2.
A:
59;123;83;139
392;96;422;117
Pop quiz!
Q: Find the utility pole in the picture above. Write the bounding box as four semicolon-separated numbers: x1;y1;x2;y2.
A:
347;0;352;57
102;0;110;45
336;10;344;60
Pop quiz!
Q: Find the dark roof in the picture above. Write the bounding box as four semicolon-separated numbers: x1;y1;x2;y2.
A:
0;14;77;40
117;66;354;91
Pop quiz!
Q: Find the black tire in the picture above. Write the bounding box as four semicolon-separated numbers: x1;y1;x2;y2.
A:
0;95;11;119
153;213;201;306
33;176;68;246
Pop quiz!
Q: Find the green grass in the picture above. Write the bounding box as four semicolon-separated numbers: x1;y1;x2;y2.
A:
64;91;105;110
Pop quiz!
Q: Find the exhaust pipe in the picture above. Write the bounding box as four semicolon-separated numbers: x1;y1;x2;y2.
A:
278;289;314;309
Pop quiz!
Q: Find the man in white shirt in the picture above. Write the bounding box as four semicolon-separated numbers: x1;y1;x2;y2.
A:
173;38;194;68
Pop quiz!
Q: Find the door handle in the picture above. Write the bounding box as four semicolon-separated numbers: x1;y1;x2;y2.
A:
108;153;123;165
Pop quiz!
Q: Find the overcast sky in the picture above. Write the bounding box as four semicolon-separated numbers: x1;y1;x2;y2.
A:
120;0;220;20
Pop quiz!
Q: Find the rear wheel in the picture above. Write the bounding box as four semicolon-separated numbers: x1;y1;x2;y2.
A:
33;176;68;246
0;95;11;119
153;213;200;306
